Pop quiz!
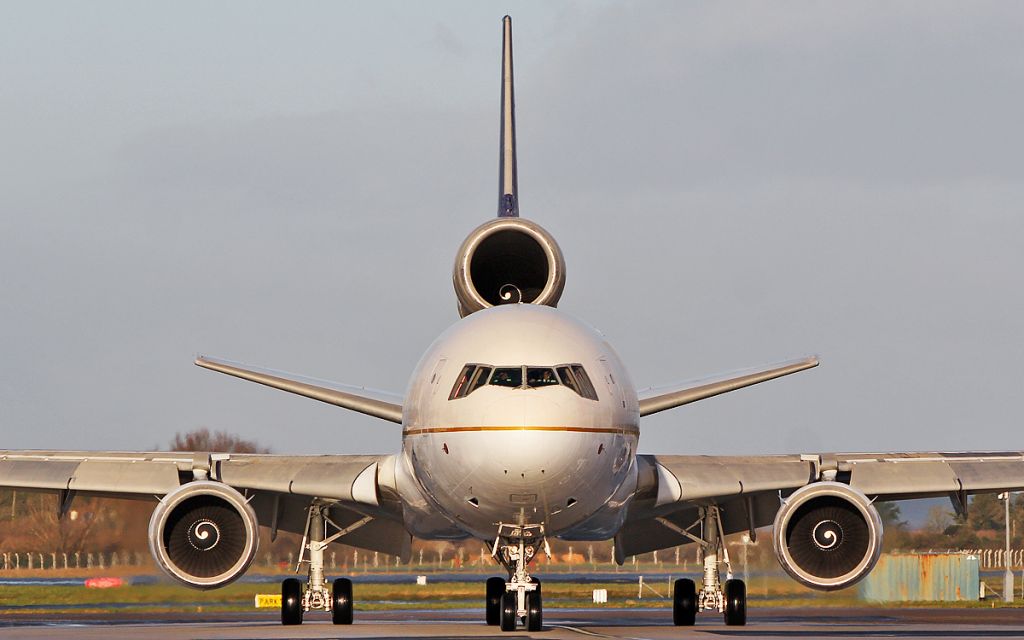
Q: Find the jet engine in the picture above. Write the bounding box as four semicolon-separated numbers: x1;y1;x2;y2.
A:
453;217;566;317
772;482;883;591
148;481;259;590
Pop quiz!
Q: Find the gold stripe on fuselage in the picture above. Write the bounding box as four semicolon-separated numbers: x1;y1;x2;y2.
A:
402;425;639;436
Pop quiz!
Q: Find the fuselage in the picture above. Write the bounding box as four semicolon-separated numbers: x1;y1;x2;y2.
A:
398;304;640;541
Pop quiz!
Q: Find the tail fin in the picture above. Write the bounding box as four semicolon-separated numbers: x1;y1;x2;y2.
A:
498;15;519;218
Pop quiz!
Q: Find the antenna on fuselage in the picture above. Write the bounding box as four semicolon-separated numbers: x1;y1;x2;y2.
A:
497;15;519;218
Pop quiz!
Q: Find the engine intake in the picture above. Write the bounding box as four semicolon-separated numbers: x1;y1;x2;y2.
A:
772;482;883;591
148;481;259;590
453;218;565;317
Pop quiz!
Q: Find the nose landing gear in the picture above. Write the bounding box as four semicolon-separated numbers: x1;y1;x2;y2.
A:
488;522;547;631
666;505;747;626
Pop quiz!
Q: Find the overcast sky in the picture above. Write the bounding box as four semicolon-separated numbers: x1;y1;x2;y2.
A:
1;2;1022;458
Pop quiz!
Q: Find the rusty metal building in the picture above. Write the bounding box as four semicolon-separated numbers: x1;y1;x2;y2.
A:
859;553;980;602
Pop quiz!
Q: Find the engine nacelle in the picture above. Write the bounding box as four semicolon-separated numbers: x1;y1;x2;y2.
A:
148;481;259;590
453;217;566;317
772;482;883;591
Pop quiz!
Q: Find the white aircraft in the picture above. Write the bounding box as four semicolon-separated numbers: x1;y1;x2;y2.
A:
2;15;1022;629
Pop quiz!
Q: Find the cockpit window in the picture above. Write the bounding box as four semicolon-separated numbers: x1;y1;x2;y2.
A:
469;366;491;393
571;365;599;400
556;366;580;394
526;367;558;387
449;364;476;400
449;363;598;400
489;367;522;388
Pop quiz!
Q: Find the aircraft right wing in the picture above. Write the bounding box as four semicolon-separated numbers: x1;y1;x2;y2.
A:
637;356;819;417
618;450;1024;561
195;356;404;423
0;449;410;559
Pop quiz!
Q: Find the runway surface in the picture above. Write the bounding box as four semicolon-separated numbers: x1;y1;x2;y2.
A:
1;608;1023;639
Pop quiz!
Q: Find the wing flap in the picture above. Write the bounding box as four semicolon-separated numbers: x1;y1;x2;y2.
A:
68;460;182;494
643;454;813;502
841;452;1024;497
0;452;185;494
0;459;81;491
217;455;387;505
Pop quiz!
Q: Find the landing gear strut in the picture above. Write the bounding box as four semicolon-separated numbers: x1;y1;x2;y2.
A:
281;502;370;626
665;505;747;626
489;522;546;631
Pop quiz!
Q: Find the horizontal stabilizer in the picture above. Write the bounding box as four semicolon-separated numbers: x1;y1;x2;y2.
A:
638;356;819;417
195;356;403;424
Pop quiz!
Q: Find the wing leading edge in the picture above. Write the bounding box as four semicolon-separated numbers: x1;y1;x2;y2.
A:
637;356;819;417
618;450;1024;560
0;450;410;559
195;355;403;424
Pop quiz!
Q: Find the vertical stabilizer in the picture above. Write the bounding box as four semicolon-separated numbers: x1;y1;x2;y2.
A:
498;16;519;218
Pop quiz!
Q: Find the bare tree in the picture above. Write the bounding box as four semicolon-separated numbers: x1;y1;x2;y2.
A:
170;428;270;453
923;504;954;534
21;494;102;553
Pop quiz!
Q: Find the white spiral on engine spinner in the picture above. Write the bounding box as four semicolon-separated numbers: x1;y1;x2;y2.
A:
188;519;220;550
499;283;522;303
812;520;841;550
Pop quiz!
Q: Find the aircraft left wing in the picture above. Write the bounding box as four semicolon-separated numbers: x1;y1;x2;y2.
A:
618;450;1024;561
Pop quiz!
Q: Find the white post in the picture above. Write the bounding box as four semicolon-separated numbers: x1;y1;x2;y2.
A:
1003;493;1014;603
742;534;750;583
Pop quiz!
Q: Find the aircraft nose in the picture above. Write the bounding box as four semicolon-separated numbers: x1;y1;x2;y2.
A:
482;390;577;427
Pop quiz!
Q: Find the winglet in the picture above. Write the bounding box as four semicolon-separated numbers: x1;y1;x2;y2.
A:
497;15;519;218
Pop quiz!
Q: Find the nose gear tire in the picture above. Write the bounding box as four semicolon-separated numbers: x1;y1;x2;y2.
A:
526;586;543;631
486;577;505;625
499;591;517;631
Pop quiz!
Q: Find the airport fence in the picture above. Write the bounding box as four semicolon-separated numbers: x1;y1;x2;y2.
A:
961;548;1024;569
0;544;702;574
5;546;1022;574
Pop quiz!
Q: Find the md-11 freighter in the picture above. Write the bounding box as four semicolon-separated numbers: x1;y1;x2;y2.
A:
3;16;1023;629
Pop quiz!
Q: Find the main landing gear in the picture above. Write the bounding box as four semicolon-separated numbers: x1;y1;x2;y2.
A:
664;505;746;626
281;503;370;626
486;522;546;631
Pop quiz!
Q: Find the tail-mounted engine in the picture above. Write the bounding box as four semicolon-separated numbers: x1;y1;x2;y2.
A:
148;481;259;590
453;217;566;317
772;482;883;591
